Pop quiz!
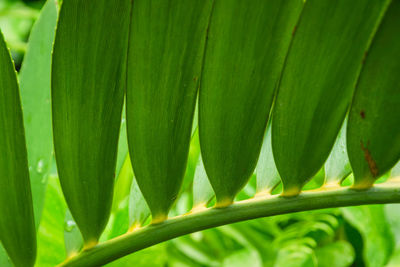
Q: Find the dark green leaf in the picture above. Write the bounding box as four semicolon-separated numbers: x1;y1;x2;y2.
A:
272;0;389;195
347;0;400;188
52;0;131;243
199;0;303;205
19;0;57;228
126;0;213;222
0;30;36;267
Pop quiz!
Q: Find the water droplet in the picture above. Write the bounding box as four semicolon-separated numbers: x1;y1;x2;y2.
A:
64;220;76;232
36;159;44;174
121;118;126;124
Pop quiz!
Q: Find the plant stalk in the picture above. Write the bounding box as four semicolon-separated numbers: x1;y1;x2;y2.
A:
59;180;400;267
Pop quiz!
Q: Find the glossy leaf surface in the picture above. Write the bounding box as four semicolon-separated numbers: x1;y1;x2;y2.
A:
272;0;389;195
199;0;303;205
0;31;36;267
52;0;131;242
126;0;213;221
347;0;400;188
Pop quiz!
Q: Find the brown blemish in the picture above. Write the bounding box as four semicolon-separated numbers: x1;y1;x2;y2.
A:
362;51;368;64
360;110;365;119
292;26;297;36
193;76;198;82
360;141;378;177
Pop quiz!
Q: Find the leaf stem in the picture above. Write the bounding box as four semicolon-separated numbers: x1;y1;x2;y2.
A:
58;180;400;267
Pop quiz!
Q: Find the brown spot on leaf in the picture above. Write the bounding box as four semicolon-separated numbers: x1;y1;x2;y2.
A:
360;141;378;177
292;26;297;36
193;76;198;82
362;51;368;64
360;110;365;119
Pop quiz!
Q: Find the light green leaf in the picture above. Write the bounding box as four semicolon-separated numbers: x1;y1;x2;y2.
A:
315;241;355;267
347;0;400;188
51;0;131;243
222;249;262;267
129;162;150;228
391;161;400;178
272;0;389;196
0;30;36;267
18;0;57;228
324;118;352;186
199;0;303;205
36;176;67;267
256;123;281;194
342;205;395;267
126;0;213;222
0;244;11;267
193;155;214;209
64;210;83;258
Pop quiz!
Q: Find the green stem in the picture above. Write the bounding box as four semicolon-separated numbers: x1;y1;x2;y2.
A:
59;180;400;267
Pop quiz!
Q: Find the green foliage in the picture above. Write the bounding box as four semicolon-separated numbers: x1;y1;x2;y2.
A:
0;30;36;267
0;0;400;266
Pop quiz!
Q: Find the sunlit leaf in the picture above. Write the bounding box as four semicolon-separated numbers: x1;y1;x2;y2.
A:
342;205;395;267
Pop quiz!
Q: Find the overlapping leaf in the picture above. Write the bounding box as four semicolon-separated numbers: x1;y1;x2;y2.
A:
199;0;303;205
126;0;213;222
272;0;390;195
52;0;131;243
347;0;400;188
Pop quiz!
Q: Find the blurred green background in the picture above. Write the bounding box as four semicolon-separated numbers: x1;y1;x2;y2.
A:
2;1;400;266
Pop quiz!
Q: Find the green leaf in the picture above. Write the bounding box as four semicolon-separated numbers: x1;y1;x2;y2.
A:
222;249;262;267
315;241;355;267
128;161;150;228
126;0;213;222
64;210;83;258
36;176;67;267
272;0;389;196
342;205;395;267
255;123;281;194
18;0;57;228
0;245;11;267
347;0;400;188
193;155;214;209
199;0;303;206
392;161;400;178
104;155;134;239
51;0;131;243
324;118;352;186
0;30;36;267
